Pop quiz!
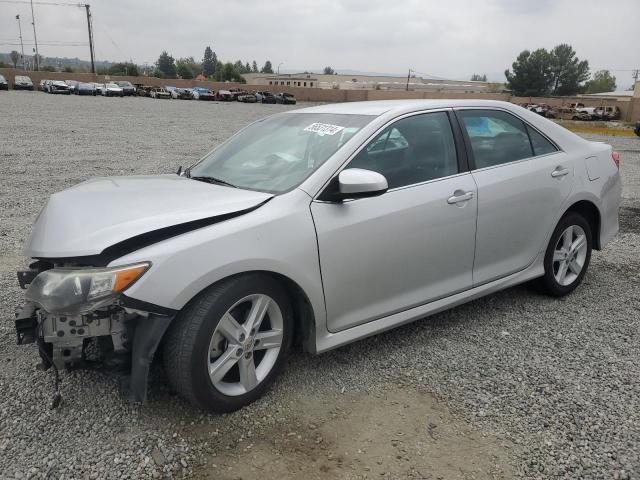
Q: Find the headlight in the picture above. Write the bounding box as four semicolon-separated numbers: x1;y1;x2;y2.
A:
26;263;150;315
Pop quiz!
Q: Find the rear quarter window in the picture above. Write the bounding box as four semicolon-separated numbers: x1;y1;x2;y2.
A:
526;126;558;156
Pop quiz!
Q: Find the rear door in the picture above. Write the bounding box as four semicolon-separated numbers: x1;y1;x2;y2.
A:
456;108;575;285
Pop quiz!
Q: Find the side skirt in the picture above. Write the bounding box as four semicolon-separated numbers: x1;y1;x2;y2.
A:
314;257;544;354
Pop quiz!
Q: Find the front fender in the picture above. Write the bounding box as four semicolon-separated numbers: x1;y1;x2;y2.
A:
111;190;326;329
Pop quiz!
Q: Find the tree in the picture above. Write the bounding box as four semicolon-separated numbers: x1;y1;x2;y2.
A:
156;51;176;78
261;60;273;74
215;62;245;82
245;62;251;73
505;48;553;96
176;57;198;79
109;62;139;76
63;66;74;73
323;66;335;75
202;46;217;77
9;50;20;68
548;44;589;96
233;60;245;74
177;63;193;79
470;73;487;82
584;70;617;94
252;60;258;73
505;44;590;96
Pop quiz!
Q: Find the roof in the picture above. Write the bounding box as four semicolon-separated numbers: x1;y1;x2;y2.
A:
289;99;514;116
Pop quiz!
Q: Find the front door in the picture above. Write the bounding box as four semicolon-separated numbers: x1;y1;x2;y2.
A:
311;111;478;332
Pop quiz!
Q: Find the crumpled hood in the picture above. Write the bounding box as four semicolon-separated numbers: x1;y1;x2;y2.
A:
26;175;273;258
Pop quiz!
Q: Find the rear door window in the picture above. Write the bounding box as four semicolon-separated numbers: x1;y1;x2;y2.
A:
459;110;533;169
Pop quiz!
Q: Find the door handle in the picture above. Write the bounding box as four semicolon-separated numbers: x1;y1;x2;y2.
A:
447;191;474;204
551;167;569;178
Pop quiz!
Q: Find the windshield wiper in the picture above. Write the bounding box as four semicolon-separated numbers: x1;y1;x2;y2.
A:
189;175;238;188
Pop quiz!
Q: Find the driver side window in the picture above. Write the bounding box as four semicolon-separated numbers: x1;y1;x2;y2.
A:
347;112;458;189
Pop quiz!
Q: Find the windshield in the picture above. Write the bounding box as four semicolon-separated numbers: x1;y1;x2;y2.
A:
189;113;374;193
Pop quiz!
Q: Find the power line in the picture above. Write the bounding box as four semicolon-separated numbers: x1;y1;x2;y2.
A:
2;0;95;72
0;0;85;6
0;42;88;46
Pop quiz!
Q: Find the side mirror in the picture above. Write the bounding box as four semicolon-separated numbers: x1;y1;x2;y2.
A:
320;168;388;201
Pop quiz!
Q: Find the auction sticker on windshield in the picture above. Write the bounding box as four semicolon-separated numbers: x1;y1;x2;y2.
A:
304;123;345;136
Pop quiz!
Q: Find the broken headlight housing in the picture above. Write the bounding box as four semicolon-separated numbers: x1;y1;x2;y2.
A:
26;262;150;315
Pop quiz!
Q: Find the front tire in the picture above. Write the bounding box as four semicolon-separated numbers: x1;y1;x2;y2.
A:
536;213;592;297
163;274;293;412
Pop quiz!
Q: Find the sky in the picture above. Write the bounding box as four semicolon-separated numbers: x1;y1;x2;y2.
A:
1;0;638;88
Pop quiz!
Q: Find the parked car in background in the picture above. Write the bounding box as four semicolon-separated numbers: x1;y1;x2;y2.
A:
49;81;71;95
215;90;233;101
38;79;48;92
594;106;621;121
259;91;276;104
101;83;124;97
150;87;171;99
238;92;257;103
229;88;245;101
135;85;153;97
556;107;590;121
65;80;79;94
13;75;33;90
116;81;136;96
275;92;296;105
13;100;621;412
170;87;194;100
0;74;8;90
576;107;597;120
527;104;555;118
76;82;97;96
635;121;640;137
192;87;215;100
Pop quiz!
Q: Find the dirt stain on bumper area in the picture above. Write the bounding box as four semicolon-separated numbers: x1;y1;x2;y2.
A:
194;387;514;480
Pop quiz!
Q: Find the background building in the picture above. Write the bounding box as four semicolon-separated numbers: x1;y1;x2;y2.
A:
242;72;504;93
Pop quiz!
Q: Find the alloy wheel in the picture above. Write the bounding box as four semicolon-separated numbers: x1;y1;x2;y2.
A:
552;225;588;286
207;294;283;396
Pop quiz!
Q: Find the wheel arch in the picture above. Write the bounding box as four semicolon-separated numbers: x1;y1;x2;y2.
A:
563;199;602;250
164;269;318;354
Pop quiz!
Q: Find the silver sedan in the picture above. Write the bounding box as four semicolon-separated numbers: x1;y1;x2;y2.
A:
16;100;621;412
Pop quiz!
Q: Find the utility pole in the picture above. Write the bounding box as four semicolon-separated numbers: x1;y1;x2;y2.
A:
29;0;39;70
84;4;95;74
406;69;413;91
633;69;639;84
16;14;26;70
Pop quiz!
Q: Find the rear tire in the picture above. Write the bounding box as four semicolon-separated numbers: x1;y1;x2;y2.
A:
163;274;293;412
536;213;592;297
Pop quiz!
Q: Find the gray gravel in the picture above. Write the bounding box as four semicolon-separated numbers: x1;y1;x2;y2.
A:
1;91;639;479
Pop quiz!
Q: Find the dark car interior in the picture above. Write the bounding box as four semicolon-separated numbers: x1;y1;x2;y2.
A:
349;113;458;189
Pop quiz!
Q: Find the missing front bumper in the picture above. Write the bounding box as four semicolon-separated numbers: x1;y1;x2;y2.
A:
14;302;174;403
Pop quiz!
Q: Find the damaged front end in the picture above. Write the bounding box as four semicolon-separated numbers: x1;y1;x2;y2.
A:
15;260;175;405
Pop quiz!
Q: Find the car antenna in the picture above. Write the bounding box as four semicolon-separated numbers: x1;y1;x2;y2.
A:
176;165;182;176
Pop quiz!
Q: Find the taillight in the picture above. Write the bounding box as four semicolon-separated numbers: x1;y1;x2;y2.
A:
612;151;620;169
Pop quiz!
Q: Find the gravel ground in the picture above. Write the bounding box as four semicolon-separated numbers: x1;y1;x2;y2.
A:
0;91;639;479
